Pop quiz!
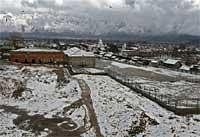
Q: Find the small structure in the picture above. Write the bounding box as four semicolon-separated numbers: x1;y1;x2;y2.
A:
2;53;10;59
163;59;182;69
179;65;190;73
10;48;64;64
151;60;160;67
190;65;200;74
104;52;113;59
64;47;95;67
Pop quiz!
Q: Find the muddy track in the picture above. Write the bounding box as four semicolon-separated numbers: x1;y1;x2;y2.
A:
76;79;103;137
63;78;103;137
0;76;103;137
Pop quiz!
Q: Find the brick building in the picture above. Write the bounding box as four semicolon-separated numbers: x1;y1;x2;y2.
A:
10;48;64;64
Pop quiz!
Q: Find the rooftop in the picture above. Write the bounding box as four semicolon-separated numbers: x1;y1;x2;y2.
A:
179;65;190;71
12;48;61;53
164;59;180;65
64;47;94;57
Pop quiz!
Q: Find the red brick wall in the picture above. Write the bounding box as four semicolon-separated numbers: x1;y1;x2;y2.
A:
10;51;64;64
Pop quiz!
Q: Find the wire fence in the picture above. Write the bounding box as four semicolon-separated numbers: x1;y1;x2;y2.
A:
105;68;200;115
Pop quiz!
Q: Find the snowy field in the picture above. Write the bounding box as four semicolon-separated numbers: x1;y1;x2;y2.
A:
111;61;200;80
96;59;200;100
0;65;200;137
117;75;200;99
75;74;200;137
96;59;200;81
0;65;84;136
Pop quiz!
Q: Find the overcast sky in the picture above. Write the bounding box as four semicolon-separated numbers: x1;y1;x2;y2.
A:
0;0;200;35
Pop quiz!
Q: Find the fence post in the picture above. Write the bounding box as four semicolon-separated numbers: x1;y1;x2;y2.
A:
167;98;170;106
175;100;178;109
186;100;188;108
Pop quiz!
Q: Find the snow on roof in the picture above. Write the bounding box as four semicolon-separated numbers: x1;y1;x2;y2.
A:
104;53;113;57
179;65;190;71
164;59;180;65
12;48;61;53
64;47;94;57
151;60;159;63
59;42;65;45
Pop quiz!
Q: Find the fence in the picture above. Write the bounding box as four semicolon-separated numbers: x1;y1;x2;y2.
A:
105;68;200;115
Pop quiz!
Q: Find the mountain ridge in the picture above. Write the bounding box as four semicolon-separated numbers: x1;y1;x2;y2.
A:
0;32;200;44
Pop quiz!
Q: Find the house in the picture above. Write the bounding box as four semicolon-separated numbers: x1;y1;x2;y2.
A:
64;47;95;67
150;60;160;67
179;65;191;73
104;52;113;59
140;58;151;66
2;53;10;59
190;65;200;74
10;48;64;64
163;59;182;69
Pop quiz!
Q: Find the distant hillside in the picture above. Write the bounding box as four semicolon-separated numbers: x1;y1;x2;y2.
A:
0;32;200;45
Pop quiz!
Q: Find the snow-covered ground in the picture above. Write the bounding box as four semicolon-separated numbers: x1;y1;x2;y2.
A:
111;61;200;80
117;75;200;99
97;59;200;81
139;80;200;99
75;74;200;137
97;59;200;100
0;65;81;116
0;65;82;136
0;112;35;137
0;65;200;137
84;68;105;74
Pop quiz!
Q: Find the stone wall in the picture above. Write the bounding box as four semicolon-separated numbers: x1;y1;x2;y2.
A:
65;56;96;68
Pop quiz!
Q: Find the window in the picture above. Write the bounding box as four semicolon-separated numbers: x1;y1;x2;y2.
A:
39;59;42;64
32;59;35;63
25;59;28;63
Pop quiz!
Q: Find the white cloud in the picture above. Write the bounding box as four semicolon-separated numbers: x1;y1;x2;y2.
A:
0;0;199;35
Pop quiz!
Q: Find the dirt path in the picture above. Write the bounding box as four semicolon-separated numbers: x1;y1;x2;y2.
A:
0;78;103;137
63;78;103;137
0;67;103;137
77;79;103;137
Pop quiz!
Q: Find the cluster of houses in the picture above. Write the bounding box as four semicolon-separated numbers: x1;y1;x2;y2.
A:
160;59;200;73
94;40;200;74
9;47;96;67
1;39;200;74
97;51;200;74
